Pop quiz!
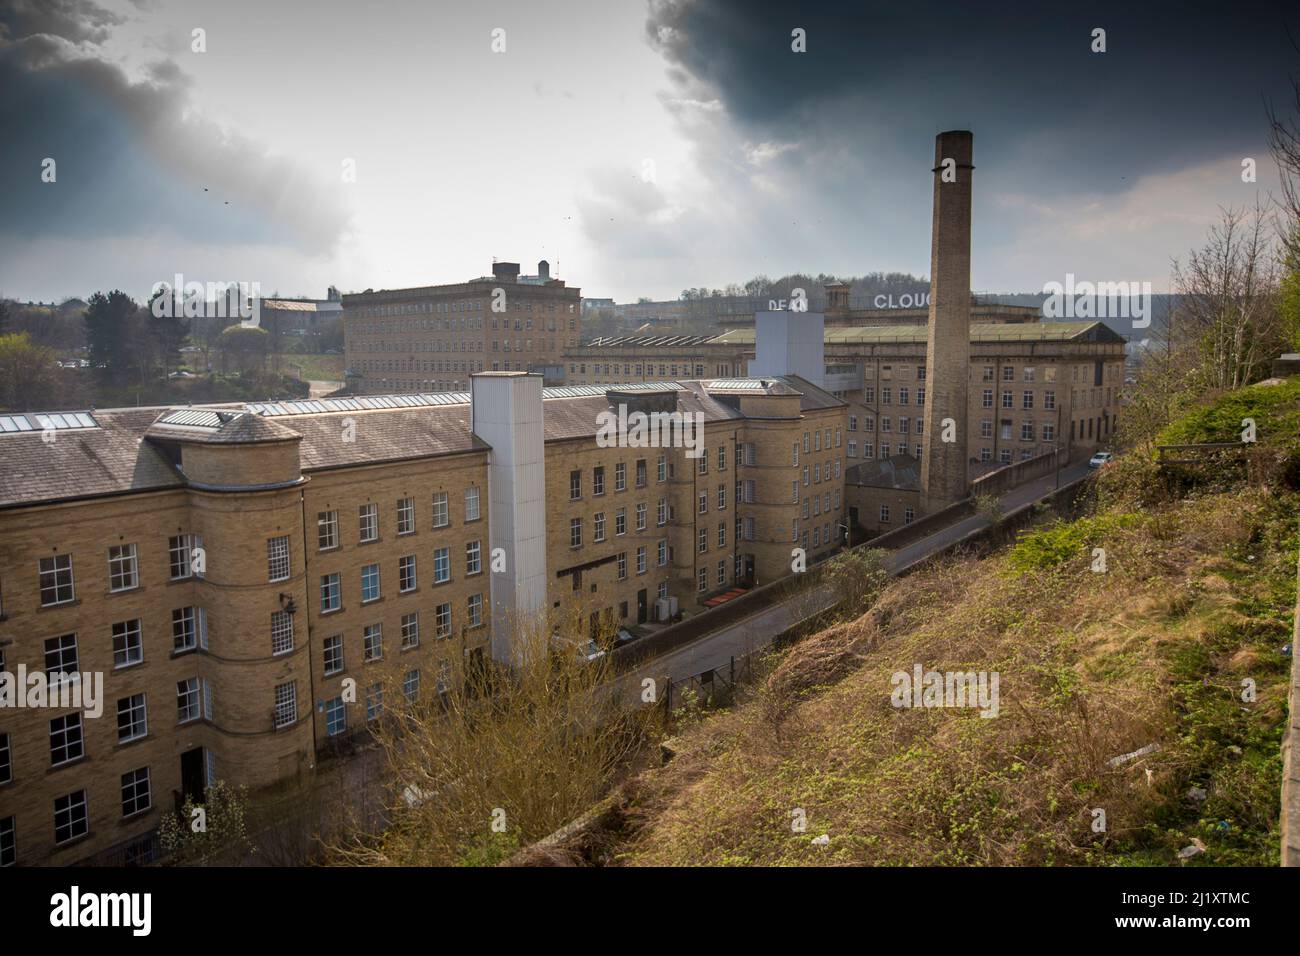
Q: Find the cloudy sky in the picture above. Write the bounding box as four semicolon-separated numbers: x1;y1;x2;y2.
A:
1;0;1297;304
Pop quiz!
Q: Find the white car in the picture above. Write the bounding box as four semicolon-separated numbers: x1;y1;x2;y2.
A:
1088;451;1113;469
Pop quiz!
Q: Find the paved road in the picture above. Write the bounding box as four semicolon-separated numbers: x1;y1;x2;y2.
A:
308;379;345;398
627;461;1095;698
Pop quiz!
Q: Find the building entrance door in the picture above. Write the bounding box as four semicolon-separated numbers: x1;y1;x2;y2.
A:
180;747;206;805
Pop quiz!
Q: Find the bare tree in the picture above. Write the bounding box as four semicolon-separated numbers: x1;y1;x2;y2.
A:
1268;73;1300;263
325;605;653;866
1170;202;1281;391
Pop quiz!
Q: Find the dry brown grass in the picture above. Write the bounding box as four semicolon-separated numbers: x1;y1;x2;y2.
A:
598;487;1291;866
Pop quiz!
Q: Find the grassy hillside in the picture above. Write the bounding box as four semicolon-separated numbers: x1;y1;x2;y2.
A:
585;379;1300;866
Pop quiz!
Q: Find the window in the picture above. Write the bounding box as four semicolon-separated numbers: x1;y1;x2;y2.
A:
39;554;75;606
395;555;416;592
366;684;384;721
658;540;668;567
316;574;340;615
178;678;200;723
718;445;727;471
569;469;582;500
363;624;383;661
1002;390;1013;409
982;388;993;408
44;633;78;678
636;502;648;531
434;547;450;583
318;511;338;550
717;522;726;548
397;497;416;535
1003;365;1015;382
1044;390;1056;410
657;455;667;482
1;816;14;866
697;567;708;592
615;462;626;491
325;698;347;737
1022;390;1034;410
359;503;379;542
880;504;891;523
698;528;708;554
594;512;606;542
271;610;294;654
717;561;726;586
1043;423;1056;442
266;536;290;582
361;563;381;602
107;544;138;592
169;533;201;579
636;547;647;574
635;459;647;488
323;635;344;675
468;593;483;628
54;790;88;845
697;454;708;475
657;498;668;526
465;485;481;521
615;508;627;536
274;682;297;728
435;602;452;639
401;612;420;650
616;552;627;580
50;713;84;765
172;606;203;652
593;466;605;496
1021;422;1035;441
404;669;421;703
432;491;449;528
0;733;10;785
464;540;481;575
570;517;583;548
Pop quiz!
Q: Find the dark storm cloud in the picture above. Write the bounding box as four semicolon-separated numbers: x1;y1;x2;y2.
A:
0;0;120;44
0;3;350;254
645;0;1300;197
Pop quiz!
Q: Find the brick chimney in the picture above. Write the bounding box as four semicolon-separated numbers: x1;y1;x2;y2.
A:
920;130;974;512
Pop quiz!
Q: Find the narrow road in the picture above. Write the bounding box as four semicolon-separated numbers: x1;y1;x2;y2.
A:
626;461;1095;699
308;379;345;398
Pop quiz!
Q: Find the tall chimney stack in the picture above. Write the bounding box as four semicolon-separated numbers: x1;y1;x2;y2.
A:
920;130;974;512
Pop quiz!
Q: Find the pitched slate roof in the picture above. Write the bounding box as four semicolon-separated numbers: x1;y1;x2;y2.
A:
0;377;822;506
711;320;1125;347
0;409;182;509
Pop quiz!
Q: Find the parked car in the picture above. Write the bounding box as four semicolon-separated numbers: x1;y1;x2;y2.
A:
1088;451;1113;469
613;628;638;648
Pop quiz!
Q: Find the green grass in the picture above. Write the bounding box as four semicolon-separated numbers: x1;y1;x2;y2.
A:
1156;375;1300;449
274;353;345;381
